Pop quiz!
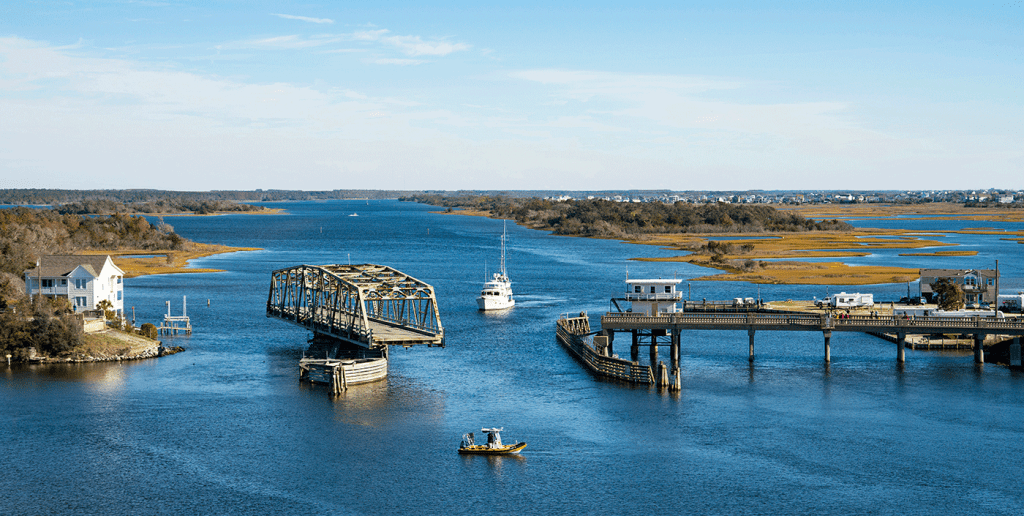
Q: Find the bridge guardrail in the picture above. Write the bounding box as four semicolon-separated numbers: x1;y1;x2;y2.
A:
600;312;1024;334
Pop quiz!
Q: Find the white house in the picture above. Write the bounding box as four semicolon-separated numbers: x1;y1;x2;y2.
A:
24;255;125;316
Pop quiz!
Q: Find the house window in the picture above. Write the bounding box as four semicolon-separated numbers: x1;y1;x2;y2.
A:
664;286;672;293
650;286;656;294
75;279;88;289
634;286;641;293
75;297;87;307
60;279;66;285
41;279;54;289
988;278;994;285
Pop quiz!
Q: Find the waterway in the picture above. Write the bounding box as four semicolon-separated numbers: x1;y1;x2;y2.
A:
3;200;1024;515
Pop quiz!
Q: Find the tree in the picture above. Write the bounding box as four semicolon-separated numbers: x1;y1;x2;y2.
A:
931;278;965;310
97;299;115;320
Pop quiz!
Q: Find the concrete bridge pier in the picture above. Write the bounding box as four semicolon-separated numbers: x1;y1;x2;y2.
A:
748;328;755;363
631;331;639;363
1011;337;1021;367
823;330;832;363
974;335;984;364
897;332;906;363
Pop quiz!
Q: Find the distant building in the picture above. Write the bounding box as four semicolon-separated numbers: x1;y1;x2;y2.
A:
24;255;125;315
919;268;998;306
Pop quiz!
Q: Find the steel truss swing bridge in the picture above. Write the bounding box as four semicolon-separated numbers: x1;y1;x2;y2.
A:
266;264;445;348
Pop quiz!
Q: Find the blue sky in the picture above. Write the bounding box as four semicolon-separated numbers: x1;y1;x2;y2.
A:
0;1;1020;191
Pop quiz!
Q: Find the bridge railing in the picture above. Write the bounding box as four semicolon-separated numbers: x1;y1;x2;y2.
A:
601;312;1024;333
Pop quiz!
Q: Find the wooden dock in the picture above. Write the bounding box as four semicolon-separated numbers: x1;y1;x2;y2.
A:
557;314;678;390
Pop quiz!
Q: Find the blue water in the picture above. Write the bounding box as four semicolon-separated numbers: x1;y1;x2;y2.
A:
3;200;1024;515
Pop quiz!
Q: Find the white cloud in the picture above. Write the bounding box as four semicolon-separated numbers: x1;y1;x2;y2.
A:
1;37;1020;191
352;29;470;56
372;58;426;66
219;35;342;50
272;13;334;24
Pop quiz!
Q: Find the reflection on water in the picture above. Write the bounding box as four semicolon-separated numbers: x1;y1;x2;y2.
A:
3;200;1024;515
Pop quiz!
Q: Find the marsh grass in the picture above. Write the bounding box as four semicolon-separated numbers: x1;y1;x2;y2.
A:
82;243;261;278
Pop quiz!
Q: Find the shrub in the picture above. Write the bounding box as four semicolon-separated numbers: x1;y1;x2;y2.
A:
140;323;158;340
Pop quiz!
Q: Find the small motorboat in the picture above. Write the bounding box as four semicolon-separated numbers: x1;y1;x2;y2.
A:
458;427;526;455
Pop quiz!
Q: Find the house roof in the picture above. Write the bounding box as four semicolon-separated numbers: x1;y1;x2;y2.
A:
23;255;120;278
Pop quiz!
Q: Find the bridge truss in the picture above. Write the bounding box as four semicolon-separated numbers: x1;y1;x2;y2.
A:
267;263;445;348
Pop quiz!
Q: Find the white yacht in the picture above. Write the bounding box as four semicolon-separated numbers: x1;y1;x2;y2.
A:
477;222;515;311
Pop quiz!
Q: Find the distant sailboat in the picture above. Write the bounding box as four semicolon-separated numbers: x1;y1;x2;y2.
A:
477;221;515;311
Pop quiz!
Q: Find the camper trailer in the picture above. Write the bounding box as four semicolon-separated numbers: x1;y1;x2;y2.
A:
816;292;874;309
998;293;1024;313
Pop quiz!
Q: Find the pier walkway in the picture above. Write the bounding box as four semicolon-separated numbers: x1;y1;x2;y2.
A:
601;311;1024;365
558;310;1024;390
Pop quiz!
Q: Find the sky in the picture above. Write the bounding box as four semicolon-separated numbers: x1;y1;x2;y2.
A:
0;1;1021;191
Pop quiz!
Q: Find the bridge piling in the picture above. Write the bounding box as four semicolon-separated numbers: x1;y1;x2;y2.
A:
631;331;639;362
974;335;984;364
1011;337;1021;367
748;328;755;363
670;331;680;372
823;331;831;363
650;334;658;366
897;332;906;363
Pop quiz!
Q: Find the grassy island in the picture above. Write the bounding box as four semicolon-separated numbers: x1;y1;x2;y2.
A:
413;196;1023;285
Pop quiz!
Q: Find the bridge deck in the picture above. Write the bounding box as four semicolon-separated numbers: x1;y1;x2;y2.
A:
601;312;1024;336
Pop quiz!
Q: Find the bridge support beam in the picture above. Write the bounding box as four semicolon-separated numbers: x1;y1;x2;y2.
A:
823;330;831;363
897;332;906;364
974;335;984;364
1011;337;1021;367
748;328;755;363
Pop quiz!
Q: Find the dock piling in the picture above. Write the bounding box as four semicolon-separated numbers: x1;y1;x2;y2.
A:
974;335;985;364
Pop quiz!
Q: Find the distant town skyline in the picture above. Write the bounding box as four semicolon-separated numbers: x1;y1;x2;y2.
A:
1;1;1021;191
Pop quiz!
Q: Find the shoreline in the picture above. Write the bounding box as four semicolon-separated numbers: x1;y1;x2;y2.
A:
84;243;262;278
438;204;1024;285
